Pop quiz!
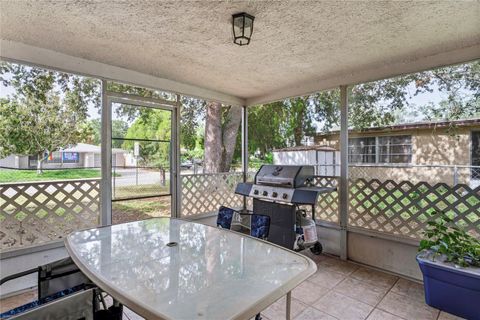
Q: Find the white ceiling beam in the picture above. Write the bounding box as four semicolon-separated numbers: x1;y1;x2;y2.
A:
246;43;480;106
0;40;246;106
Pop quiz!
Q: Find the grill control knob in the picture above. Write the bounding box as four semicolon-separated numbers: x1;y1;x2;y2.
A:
253;189;259;195
272;192;278;198
282;193;288;199
262;191;268;196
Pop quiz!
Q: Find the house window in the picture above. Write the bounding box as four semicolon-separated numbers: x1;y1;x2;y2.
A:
348;135;412;164
378;135;412;164
348;137;376;163
62;152;80;163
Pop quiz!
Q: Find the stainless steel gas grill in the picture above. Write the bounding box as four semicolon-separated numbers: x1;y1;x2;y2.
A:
235;165;336;253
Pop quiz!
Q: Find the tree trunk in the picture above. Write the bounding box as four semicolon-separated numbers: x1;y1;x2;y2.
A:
221;106;242;172
204;102;223;173
37;153;44;174
204;103;242;173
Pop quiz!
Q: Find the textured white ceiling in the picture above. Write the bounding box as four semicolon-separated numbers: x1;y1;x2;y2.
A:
1;1;479;104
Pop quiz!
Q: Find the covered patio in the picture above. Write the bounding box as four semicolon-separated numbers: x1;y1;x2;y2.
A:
1;1;479;320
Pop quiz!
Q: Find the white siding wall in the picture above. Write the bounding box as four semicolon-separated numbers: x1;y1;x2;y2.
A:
0;155;19;168
93;153;101;168
273;150;340;176
273;150;316;166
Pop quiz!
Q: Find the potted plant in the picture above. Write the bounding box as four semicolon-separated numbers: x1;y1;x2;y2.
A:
417;211;480;320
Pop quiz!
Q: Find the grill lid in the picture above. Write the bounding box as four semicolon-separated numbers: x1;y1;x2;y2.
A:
254;165;314;188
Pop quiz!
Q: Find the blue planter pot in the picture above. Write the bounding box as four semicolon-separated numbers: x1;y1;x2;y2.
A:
417;252;480;320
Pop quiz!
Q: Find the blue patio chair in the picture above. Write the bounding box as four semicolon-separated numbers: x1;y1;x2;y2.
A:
216;206;236;229
250;214;270;240
217;206;270;240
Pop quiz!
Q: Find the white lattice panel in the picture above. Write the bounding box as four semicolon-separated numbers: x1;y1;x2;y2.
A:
311;176;339;223
349;178;480;239
0;179;100;250
181;173;245;217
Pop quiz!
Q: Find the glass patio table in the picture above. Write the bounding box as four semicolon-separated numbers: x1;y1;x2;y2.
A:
65;217;317;320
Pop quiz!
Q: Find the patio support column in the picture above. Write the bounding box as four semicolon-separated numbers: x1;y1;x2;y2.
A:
241;105;248;210
100;80;112;226
172;94;182;218
339;85;349;260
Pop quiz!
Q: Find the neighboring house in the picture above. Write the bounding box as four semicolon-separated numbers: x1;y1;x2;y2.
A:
275;119;480;187
0;143;127;169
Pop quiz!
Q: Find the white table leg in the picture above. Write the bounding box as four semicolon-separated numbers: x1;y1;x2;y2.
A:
286;291;291;320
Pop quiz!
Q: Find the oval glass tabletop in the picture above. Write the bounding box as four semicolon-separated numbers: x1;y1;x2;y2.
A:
65;218;317;320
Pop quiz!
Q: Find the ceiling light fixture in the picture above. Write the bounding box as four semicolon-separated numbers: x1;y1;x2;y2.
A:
232;12;255;46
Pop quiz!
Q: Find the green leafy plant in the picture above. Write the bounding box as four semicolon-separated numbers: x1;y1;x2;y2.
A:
419;211;480;267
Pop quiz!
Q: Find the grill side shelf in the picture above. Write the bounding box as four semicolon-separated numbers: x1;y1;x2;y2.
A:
235;182;253;196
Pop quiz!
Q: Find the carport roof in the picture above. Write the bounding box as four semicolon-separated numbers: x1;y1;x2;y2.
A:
1;1;479;106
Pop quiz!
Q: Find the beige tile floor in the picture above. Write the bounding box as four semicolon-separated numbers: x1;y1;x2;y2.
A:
0;253;465;320
261;253;464;320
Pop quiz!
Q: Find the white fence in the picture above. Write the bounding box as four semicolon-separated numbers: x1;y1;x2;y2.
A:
0;179;100;251
180;172;246;217
2;167;478;251
307;166;480;240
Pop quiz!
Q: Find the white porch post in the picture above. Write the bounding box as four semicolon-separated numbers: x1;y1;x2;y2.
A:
172;94;182;218
339;85;349;260
242;106;248;210
100;79;112;226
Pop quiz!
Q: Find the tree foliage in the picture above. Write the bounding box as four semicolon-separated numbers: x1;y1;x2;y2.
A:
247;61;479;158
121;109;171;168
247;91;340;157
352;61;480;129
0;96;91;162
86;119;129;148
0;62;99;172
180;96;206;151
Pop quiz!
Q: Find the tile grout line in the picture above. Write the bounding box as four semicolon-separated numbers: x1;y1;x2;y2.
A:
342;258;423;284
306;290;341;320
378;278;441;320
364;277;410;320
313;260;426;320
317;256;441;320
296;267;344;320
313;263;346;278
309;260;397;320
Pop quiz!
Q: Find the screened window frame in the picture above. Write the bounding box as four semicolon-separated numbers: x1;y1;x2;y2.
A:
348;137;377;164
348;135;413;165
377;135;413;164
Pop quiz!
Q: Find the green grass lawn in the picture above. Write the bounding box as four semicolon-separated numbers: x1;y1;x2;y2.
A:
112;197;171;224
114;183;170;199
0;169;102;183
